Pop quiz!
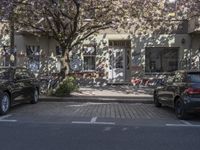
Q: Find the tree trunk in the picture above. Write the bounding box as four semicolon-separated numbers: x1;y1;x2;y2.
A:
9;7;15;66
9;20;15;66
60;51;70;78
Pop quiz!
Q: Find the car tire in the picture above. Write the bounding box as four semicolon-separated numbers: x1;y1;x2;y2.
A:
31;89;39;104
0;92;10;115
154;92;162;107
175;98;188;120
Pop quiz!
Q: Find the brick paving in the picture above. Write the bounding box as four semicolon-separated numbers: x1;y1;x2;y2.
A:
67;103;174;119
11;102;176;120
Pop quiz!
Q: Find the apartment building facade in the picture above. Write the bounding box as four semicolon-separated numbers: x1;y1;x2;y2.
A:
0;17;200;84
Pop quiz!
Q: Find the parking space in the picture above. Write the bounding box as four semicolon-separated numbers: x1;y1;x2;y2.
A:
0;102;199;127
8;102;176;119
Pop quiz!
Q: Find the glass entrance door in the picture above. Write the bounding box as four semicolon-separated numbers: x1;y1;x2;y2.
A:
108;40;131;83
109;48;125;82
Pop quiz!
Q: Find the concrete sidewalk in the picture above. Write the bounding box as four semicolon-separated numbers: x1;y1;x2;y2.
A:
39;85;154;104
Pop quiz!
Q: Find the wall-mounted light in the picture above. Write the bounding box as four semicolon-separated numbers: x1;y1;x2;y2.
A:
181;38;186;44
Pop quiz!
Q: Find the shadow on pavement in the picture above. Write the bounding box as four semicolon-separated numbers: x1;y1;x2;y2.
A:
73;85;154;97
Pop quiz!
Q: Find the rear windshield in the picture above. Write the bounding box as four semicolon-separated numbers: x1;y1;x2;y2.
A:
187;73;200;83
0;68;10;80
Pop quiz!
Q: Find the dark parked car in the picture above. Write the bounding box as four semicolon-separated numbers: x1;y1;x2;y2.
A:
154;70;200;119
0;67;39;115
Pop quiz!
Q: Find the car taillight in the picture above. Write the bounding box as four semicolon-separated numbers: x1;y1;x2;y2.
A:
184;88;200;94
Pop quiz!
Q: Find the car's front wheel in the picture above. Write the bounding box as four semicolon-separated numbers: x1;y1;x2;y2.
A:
175;98;188;119
0;92;10;115
31;89;39;104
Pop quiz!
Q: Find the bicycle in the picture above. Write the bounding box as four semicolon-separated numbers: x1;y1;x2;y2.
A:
39;73;61;95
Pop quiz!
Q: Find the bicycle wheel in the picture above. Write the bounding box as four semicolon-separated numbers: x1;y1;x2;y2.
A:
40;80;49;95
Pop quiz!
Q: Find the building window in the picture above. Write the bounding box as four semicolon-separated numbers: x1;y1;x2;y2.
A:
145;47;178;73
56;46;62;56
83;56;95;70
83;45;96;71
26;45;40;72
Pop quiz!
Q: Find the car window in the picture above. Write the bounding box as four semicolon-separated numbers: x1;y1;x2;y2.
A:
0;68;10;80
15;69;31;80
187;73;200;83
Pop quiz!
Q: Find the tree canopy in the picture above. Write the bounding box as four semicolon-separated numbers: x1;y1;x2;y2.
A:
1;0;199;43
12;0;125;51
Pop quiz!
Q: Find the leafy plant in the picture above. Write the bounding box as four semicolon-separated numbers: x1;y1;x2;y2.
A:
52;76;78;97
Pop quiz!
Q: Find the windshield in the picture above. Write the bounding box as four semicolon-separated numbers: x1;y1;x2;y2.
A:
0;68;10;80
187;73;200;83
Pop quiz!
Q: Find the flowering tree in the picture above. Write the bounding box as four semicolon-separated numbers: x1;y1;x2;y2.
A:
0;1;11;47
10;0;126;73
118;0;200;35
0;0;199;72
0;0;17;66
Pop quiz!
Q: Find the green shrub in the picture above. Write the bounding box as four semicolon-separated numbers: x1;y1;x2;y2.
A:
52;76;78;97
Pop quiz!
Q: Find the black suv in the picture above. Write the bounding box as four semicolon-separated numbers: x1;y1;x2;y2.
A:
0;67;39;115
154;70;200;119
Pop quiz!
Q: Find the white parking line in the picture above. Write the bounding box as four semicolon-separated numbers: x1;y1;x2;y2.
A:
0;119;17;122
91;117;97;123
166;120;200;127
0;114;17;122
72;121;115;125
0;114;12;120
180;120;193;125
72;117;115;125
104;127;112;131
166;124;200;127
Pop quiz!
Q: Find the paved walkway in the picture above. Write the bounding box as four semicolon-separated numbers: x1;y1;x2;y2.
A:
71;85;153;97
40;85;154;103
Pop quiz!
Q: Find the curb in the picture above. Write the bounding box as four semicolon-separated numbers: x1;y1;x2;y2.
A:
39;96;153;104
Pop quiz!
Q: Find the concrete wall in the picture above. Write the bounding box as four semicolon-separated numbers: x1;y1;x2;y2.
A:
14;34;59;74
188;16;200;33
131;34;190;72
89;33;190;76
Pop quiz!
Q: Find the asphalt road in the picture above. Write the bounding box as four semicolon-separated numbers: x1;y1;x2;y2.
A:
0;122;200;150
0;102;200;150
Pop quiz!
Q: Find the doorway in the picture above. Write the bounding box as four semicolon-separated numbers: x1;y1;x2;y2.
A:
108;40;131;83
